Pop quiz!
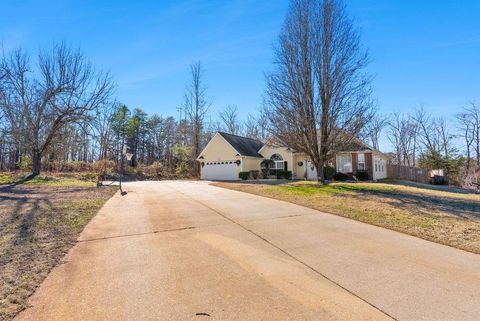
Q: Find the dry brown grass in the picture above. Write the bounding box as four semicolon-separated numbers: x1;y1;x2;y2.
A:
0;181;117;321
214;180;480;255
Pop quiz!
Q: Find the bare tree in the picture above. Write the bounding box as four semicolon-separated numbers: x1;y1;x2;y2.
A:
413;107;438;155
183;61;209;173
365;113;388;150
218;105;241;135
463;103;480;166
387;112;417;167
456;103;480;181
91;101;118;160
264;0;372;183
457;111;474;173
244;113;260;139
0;44;114;175
410;107;460;179
244;111;269;141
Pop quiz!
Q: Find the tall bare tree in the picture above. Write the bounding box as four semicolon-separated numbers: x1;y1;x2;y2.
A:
387;112;417;167
456;105;478;175
0;44;114;175
218;105;241;135
462;103;480;166
264;0;372;183
183;61;209;173
365;113;388;150
244;111;269;141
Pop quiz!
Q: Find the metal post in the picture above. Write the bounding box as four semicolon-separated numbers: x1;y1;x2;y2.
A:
119;153;124;194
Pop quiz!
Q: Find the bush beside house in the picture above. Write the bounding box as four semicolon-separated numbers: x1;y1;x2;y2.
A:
239;172;250;180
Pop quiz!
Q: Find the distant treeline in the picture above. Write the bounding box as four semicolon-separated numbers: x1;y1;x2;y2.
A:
0;45;267;177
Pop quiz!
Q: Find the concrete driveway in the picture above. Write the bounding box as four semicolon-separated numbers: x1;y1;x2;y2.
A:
16;181;480;321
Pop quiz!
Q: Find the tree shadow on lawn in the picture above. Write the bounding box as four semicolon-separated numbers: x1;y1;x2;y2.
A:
382;179;476;195
0;184;90;199
0;185;98;320
339;185;480;220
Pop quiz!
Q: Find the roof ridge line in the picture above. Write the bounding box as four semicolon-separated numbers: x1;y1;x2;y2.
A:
218;131;261;142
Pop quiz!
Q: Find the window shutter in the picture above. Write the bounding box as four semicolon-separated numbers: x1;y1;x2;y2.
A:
284;161;288;171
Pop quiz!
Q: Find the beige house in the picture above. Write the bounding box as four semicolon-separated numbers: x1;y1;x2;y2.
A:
197;131;389;181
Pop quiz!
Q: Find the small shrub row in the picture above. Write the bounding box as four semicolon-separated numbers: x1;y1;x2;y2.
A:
332;172;353;181
332;171;370;181
430;175;448;185
323;166;336;180
275;170;292;180
239;172;250;180
354;171;370;181
250;170;260;179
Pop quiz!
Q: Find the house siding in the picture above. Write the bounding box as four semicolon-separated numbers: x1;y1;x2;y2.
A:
366;153;373;179
373;154;388;180
198;132;391;181
242;157;263;173
198;133;242;179
352;153;358;172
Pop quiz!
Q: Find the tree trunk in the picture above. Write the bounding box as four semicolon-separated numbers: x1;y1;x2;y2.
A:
316;159;325;184
32;151;42;176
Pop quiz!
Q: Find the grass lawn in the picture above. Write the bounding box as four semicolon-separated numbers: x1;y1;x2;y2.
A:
214;180;480;255
0;174;117;321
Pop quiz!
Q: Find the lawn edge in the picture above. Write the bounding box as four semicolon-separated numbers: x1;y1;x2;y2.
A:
212;182;480;256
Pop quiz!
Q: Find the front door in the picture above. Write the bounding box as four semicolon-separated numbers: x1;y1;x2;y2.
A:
305;160;317;180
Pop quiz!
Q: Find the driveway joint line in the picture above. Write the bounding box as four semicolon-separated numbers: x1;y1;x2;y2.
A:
242;213;316;223
172;185;398;321
77;223;233;243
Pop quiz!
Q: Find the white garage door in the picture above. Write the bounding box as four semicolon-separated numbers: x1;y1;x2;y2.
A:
204;161;238;181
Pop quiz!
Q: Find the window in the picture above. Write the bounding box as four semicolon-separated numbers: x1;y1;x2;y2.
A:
272;161;284;170
358;153;365;171
270;153;284;170
336;155;352;173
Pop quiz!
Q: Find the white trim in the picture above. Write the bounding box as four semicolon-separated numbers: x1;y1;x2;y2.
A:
257;144;267;154
242;155;263;159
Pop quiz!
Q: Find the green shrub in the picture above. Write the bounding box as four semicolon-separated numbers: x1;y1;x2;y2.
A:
261;168;269;179
431;175;448;185
285;171;292;179
354;171;370;181
239;171;250;180
333;172;350;181
275;170;292;180
250;170;259;179
260;159;274;179
323;166;336;180
18;156;32;171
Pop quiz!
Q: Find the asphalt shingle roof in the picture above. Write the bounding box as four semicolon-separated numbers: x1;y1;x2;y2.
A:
218;132;263;158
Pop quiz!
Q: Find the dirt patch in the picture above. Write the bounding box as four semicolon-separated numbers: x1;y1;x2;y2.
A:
0;184;117;321
214;181;480;255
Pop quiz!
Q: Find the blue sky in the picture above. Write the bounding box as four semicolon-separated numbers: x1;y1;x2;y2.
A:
1;0;480;131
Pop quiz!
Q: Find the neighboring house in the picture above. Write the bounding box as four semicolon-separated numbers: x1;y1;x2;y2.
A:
197;131;389;181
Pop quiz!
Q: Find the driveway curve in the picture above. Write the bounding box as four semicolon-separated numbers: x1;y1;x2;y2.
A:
15;181;480;321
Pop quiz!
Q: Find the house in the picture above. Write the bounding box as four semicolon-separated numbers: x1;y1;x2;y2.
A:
196;131;389;181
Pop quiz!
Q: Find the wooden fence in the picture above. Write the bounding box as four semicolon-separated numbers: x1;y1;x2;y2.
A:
387;164;429;183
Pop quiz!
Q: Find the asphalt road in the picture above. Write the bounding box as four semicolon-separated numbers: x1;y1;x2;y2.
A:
15;181;480;321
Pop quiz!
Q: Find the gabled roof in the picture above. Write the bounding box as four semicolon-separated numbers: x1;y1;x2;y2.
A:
218;132;264;158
